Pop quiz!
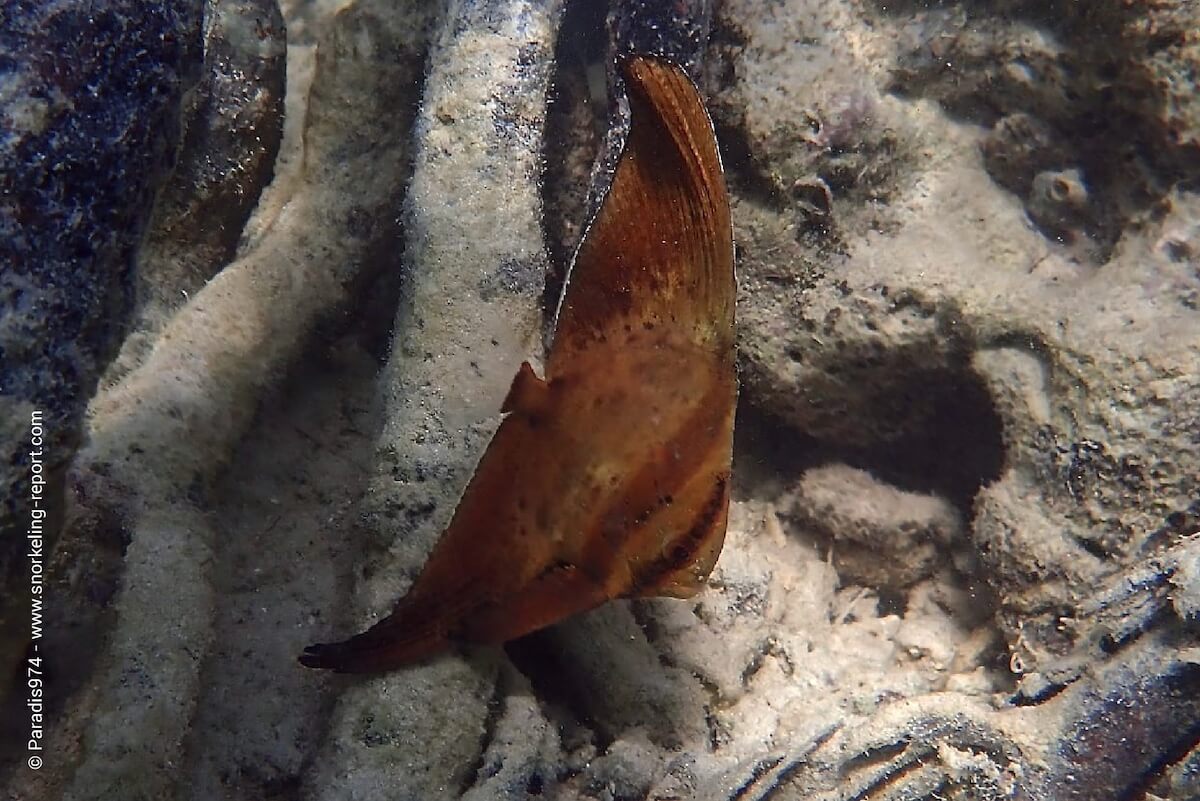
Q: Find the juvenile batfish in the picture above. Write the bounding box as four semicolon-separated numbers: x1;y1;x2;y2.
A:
301;55;736;673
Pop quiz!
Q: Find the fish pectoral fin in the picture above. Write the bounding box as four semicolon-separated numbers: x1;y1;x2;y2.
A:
501;360;551;415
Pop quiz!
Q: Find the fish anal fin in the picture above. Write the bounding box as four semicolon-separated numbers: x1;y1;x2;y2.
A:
459;562;608;645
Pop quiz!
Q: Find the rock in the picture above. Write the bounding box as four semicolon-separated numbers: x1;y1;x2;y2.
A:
461;671;568;801
783;464;963;590
609;0;716;78
708;0;1200;794
106;0;288;382
306;2;567;798
6;0;435;798
1172;544;1200;622
886;0;1200;261
1044;631;1200;800
0;0;204;678
583;732;663;801
716;0;1200;661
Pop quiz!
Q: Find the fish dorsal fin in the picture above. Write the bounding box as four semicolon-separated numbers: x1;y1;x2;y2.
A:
501;360;549;415
550;56;735;370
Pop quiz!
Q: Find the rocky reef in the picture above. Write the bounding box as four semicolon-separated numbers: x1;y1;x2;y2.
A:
0;0;205;683
1;0;1197;799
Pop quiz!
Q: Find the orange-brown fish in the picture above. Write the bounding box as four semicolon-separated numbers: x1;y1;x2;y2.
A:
301;55;735;673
